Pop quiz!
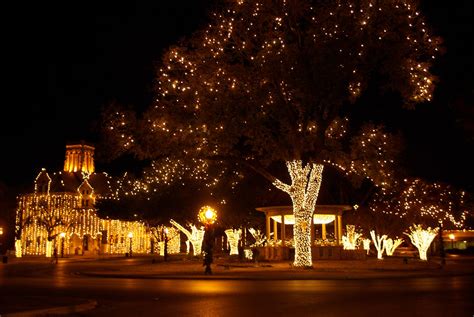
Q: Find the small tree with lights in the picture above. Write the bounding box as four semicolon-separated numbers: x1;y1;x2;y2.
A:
342;225;362;250
27;198;73;257
370;230;387;260
369;178;473;259
170;219;205;256
104;0;441;267
383;237;404;256
405;224;438;261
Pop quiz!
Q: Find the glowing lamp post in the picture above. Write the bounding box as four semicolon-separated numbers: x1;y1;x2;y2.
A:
127;232;133;257
59;232;66;258
198;206;218;226
0;227;3;257
199;206;217;275
449;234;455;249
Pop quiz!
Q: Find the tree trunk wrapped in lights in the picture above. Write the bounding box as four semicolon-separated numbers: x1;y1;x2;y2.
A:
19;194;74;257
15;240;22;258
362;238;371;255
383;238;404;256
405;224;438;261
225;229;242;256
154;226;180;256
244;249;253;260
370;230;387;260
272;161;323;267
342;225;362;250
158;241;165;256
45;240;53;258
170;219;205;256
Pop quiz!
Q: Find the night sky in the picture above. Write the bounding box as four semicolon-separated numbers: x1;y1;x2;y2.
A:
1;1;473;198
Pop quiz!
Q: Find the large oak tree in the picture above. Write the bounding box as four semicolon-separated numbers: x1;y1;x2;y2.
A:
104;0;440;266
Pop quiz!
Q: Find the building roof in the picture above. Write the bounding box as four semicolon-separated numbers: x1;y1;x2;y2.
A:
256;205;353;216
43;170;112;196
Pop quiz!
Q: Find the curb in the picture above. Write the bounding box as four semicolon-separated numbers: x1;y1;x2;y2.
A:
3;299;98;317
78;269;474;281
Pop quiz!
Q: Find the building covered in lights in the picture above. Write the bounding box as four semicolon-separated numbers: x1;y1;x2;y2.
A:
14;143;161;257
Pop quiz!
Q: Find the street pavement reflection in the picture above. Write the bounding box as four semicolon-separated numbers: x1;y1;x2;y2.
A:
1;259;473;316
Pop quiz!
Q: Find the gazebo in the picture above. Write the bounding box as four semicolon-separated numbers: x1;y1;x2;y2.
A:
256;205;353;260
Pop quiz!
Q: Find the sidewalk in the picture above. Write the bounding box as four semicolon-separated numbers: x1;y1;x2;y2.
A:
0;297;97;317
76;255;474;280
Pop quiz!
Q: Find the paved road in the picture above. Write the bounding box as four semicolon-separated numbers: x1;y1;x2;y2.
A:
1;259;473;316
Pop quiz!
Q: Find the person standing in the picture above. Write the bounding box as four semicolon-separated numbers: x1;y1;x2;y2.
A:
53;246;58;264
202;226;215;275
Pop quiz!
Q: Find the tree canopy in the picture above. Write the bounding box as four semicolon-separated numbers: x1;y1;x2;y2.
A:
104;0;439;186
368;178;473;229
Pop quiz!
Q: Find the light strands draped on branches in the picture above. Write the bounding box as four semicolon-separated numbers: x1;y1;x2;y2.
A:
248;228;266;247
110;0;441;268
405;224;438;261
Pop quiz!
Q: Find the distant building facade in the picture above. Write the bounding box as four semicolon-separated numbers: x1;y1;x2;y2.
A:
14;143;166;257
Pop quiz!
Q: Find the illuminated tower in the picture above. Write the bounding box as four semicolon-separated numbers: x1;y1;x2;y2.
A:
63;143;95;174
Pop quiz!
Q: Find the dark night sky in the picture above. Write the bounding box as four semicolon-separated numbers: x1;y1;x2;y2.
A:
1;1;473;197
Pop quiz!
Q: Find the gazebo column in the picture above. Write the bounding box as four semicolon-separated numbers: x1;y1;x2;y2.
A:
265;213;271;260
337;215;343;246
273;217;278;242
322;223;327;240
334;217;340;245
266;213;271;241
281;215;286;246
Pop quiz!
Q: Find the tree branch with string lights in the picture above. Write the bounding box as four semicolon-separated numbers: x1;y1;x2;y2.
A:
368;178;473;229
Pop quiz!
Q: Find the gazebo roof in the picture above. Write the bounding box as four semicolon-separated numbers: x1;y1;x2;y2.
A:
256;205;353;217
